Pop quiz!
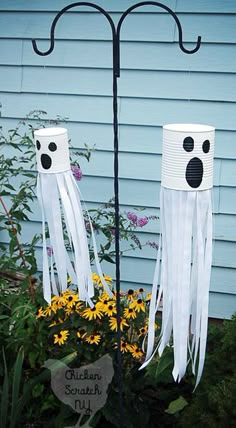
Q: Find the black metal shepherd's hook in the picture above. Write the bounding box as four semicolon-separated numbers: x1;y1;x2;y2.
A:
32;2;201;426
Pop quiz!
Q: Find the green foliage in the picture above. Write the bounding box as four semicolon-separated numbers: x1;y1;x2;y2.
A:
180;315;236;428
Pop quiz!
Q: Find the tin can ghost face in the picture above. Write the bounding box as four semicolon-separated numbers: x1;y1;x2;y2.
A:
162;124;215;191
141;123;215;388
34;127;71;174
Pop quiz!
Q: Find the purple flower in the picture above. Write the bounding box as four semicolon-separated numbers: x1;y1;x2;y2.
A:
137;217;149;227
147;241;159;250
47;246;53;257
127;212;138;223
71;164;83;181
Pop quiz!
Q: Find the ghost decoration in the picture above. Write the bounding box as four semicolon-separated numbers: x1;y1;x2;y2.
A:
141;123;215;386
34;127;112;305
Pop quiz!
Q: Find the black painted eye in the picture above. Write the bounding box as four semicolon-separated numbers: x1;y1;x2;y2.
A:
183;136;194;152
48;142;57;152
36;140;41;150
202;140;210;153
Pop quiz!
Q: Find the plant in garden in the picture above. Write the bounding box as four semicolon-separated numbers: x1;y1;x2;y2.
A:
36;274;157;367
86;201;159;264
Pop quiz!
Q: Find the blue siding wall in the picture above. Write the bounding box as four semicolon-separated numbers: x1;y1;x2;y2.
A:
0;0;236;318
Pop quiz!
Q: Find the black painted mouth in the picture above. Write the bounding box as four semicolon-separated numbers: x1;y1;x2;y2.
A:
185;157;203;188
41;153;52;170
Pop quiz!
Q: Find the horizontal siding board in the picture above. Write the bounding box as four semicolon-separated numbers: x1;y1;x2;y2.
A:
1;11;236;43
16;66;236;102
1;0;236;13
0;93;115;124
174;14;236;43
1;190;236;241
0;0;177;13
2;222;235;268
120;98;236;130
19;40;236;74
1;93;235;132
0;12;175;42
3;172;235;215
1;118;236;160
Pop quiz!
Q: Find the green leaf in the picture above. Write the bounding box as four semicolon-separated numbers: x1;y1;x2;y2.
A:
0;348;9;428
4;183;15;191
0;315;9;320
14;351;78;421
102;254;115;264
10;346;24;428
165;395;188;415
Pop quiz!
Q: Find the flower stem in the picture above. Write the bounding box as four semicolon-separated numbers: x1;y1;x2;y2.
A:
0;196;35;300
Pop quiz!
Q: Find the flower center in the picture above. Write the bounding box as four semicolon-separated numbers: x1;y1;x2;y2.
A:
128;309;133;313
68;296;73;301
58;334;62;338
137;299;142;304
91;335;94;340
128;289;134;295
108;305;113;310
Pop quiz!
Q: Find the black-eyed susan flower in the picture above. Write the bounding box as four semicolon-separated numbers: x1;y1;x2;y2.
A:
123;307;137;320
138;288;145;294
129;344;144;359
138;326;148;337
53;330;69;346
85;334;101;345
130;298;145;313
66;293;79;308
145;292;152;302
99;292;111;304
82;303;104;321
36;307;45;318
114;340;131;353
44;305;56;317
75;301;84;312
103;302;117;317
109;317;129;332
127;289;136;300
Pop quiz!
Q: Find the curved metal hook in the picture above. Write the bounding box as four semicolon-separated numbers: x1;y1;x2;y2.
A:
32;1;117;56
117;1;201;54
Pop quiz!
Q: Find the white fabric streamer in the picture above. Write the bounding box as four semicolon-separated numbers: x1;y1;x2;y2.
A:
140;187;212;387
35;127;112;307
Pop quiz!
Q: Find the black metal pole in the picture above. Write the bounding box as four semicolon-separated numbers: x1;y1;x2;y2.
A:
31;3;201;427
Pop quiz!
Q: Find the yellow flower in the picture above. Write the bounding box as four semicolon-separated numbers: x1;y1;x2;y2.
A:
75;301;84;312
49;318;64;328
114;341;131;353
103;302;117;317
145;292;152;302
85;334;101;345
82;303;104;321
138;326;148;337
129;344;143;359
93;273;113;288
44;305;56;317
109;317;129;332
64;307;74;317
130;298;146;313
127;289;136;300
36;307;45;318
53;330;69;346
66;293;79;308
123;306;137;320
99;292;111;304
67;276;72;284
